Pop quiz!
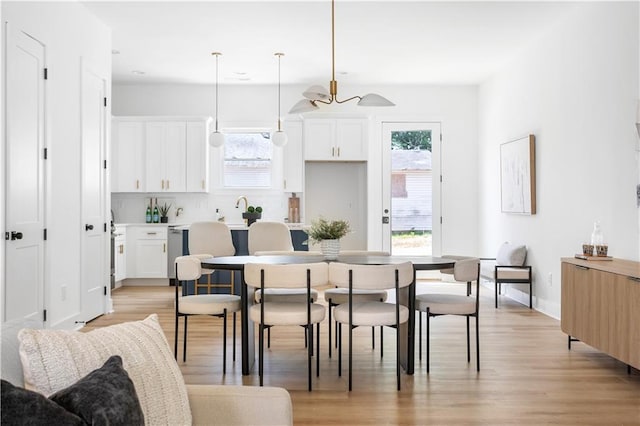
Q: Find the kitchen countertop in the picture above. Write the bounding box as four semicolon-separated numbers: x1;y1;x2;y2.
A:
115;222;308;231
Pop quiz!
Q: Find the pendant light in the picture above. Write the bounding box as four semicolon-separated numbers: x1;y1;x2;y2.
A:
272;52;288;147
209;52;225;147
289;0;394;113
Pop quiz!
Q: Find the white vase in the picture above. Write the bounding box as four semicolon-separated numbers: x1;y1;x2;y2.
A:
320;239;340;260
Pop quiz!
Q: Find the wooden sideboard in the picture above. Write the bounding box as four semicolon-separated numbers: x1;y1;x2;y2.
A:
561;257;640;370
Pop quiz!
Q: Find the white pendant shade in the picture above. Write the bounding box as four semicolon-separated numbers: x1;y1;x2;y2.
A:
357;93;396;107
209;130;225;147
289;99;319;114
303;85;330;101
272;130;288;147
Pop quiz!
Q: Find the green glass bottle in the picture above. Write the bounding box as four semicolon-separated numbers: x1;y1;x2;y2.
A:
152;205;159;223
145;206;152;223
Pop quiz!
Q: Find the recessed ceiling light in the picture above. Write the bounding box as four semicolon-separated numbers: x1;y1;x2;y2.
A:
112;49;120;55
131;70;145;75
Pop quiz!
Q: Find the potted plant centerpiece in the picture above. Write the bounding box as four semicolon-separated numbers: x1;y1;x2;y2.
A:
308;217;350;260
242;206;263;226
159;202;171;223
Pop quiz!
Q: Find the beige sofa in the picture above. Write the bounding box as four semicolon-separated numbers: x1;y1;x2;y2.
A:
1;316;292;426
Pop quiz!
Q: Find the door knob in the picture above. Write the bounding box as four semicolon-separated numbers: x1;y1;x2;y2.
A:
85;224;94;231
10;231;23;240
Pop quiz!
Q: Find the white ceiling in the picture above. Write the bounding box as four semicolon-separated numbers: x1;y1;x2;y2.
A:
82;1;581;86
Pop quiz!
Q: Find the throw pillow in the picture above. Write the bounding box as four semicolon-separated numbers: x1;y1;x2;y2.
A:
496;242;527;266
18;314;191;425
1;379;85;426
50;355;144;426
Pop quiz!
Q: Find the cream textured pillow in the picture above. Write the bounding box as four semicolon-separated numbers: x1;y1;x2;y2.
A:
496;242;527;266
18;314;191;426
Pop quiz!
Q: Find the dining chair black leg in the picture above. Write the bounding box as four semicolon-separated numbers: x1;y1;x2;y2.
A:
316;323;320;377
380;326;384;359
259;322;264;387
348;322;353;391
328;302;333;358
308;323;312;392
305;326;308;349
426;308;430;373
371;326;375;350
476;315;480;372
466;315;470;363
174;314;179;360
495;283;499;308
223;310;227;374
183;316;188;362
418;311;422;361
268;327;271;348
232;312;236;362
338;323;342;376
396;323;401;391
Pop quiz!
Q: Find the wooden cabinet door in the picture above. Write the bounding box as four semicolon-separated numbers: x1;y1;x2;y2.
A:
186;121;209;192
112;121;145;192
304;119;336;160
335;119;367;161
628;276;640;368
561;262;592;339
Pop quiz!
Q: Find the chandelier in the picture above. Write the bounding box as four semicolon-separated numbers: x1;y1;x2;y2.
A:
289;0;395;113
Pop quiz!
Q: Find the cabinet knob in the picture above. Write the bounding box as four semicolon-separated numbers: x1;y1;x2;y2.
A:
331;147;335;157
337;147;340;157
161;180;165;190
136;179;139;189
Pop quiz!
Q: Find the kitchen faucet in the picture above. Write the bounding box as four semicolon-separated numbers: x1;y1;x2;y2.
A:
235;196;248;212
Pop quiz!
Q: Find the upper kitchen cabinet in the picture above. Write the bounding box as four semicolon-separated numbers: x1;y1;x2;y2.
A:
111;116;211;193
304;118;368;161
186;120;211;192
282;120;303;192
146;121;187;192
112;119;146;192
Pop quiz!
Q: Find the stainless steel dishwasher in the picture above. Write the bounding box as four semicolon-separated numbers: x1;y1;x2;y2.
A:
167;226;185;284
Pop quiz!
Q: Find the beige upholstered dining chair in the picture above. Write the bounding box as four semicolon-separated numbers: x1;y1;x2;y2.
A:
415;257;481;373
323;251;390;358
244;262;328;391
328;261;414;391
480;242;532;308
174;256;241;373
188;221;236;294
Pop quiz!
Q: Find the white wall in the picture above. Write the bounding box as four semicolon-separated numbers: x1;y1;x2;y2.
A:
112;83;479;253
478;2;639;318
2;2;111;328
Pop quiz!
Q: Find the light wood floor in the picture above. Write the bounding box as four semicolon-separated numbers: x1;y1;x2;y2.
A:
86;282;640;425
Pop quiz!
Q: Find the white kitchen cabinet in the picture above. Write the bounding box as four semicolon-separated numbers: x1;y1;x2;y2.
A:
146;122;187;192
304;118;368;161
112;120;146;192
130;226;168;279
186;120;210;192
114;226;127;282
282;120;303;192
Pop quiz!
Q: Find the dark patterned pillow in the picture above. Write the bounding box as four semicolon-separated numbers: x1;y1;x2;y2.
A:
1;355;144;426
49;355;144;426
1;379;85;426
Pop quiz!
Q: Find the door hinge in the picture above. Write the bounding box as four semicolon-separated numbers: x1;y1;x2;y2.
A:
43;228;47;240
44;68;48;80
440;133;442;142
103;223;107;232
440;175;442;183
43;309;47;322
103;286;107;296
5;232;9;240
44;148;48;159
103;97;107;107
440;217;443;224
104;160;107;169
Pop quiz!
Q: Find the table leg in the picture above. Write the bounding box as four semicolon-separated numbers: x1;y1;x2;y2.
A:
241;271;255;375
398;270;416;375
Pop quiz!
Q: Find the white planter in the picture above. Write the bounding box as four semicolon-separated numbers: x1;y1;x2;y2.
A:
320;239;340;260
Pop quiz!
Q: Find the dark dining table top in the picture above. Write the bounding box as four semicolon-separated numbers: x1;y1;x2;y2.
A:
201;254;456;271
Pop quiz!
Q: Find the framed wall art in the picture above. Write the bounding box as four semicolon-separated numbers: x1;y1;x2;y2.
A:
500;134;536;215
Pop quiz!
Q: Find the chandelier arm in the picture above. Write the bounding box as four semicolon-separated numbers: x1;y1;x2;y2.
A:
335;95;362;104
314;99;333;105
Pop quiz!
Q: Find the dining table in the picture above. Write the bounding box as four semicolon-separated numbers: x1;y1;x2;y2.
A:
201;254;455;375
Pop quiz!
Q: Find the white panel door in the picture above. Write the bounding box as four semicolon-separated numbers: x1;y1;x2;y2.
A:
112;121;145;192
186;121;209;192
4;25;45;325
145;122;166;192
304;119;335;160
164;122;186;192
80;61;107;322
335;119;367;161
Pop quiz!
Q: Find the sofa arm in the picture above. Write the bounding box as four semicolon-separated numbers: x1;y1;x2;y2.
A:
186;384;292;426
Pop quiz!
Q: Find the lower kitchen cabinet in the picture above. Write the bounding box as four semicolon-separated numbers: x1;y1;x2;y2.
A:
129;226;168;279
114;226;127;282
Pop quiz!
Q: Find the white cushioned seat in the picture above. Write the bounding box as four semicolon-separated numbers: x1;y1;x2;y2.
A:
481;263;530;280
249;302;326;326
416;294;476;315
334;302;408;326
179;294;241;315
480;242;532;309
